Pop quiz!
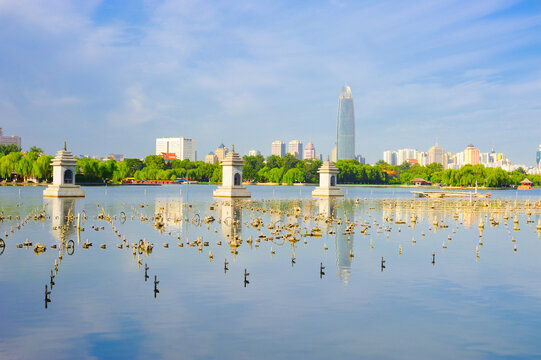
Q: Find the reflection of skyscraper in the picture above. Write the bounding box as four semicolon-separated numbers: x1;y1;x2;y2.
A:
334;200;355;283
336;86;355;160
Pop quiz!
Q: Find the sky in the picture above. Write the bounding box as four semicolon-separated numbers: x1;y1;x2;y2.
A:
0;0;540;165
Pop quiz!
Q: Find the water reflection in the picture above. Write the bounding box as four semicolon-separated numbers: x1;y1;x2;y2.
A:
47;197;76;242
219;200;242;238
334;200;355;284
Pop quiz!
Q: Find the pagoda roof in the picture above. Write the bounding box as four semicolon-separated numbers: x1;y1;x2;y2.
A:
317;160;339;174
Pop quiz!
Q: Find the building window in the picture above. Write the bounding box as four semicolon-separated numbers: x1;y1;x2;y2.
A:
234;173;241;186
330;175;336;187
64;169;73;184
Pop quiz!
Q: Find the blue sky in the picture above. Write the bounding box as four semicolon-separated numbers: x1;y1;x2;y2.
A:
0;0;540;164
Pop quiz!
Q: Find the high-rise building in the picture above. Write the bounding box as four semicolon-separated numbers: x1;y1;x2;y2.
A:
288;140;303;160
464;144;480;165
205;152;218;164
417;152;428;166
428;142;444;165
215;144;228;161
397;148;418;165
271;141;285;157
537;145;541;168
331;146;337;162
383;150;398;165
304;142;315;160
155;137;196;161
0;128;21;148
248;150;260;157
336;86;355;160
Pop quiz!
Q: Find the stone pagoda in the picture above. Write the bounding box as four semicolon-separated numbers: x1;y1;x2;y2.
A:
312;159;343;197
43;142;85;198
213;145;251;198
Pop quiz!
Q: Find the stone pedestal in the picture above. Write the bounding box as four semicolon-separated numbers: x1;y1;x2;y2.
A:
43;144;85;198
312;160;343;197
213;146;251;198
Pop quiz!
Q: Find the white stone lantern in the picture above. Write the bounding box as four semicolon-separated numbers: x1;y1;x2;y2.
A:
43;142;85;198
312;160;344;197
213;145;251;198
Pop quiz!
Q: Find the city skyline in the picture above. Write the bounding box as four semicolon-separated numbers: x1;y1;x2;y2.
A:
0;1;540;164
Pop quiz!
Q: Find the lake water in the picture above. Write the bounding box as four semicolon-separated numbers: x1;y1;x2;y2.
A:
1;184;541;360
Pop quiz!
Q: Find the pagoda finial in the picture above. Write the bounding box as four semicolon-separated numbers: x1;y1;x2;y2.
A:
232;144;235;152
63;141;67;151
327;155;330;161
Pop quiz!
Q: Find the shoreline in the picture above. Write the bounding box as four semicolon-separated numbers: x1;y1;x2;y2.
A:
0;182;521;191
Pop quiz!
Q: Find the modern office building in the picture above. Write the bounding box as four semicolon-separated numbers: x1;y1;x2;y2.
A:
428;142;444;165
288;140;303;160
304;142;315;160
336;86;355;160
248;150;261;157
0;128;21;148
537;144;541;168
271;141;285;157
464;144;480;165
155;137;196;161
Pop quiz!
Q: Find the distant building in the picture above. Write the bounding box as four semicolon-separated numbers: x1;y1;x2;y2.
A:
356;155;366;164
215;144;228;162
464;144;480;165
331;146;337;162
304;142;315;160
103;153;124;161
156;137;196;161
428;142;444;165
0;128;21;148
383;150;397;165
288;140;303;160
537;144;541;168
248;150;261;157
205;152;218;164
417;152;428;166
158;153;178;163
398;148;418;165
271;141;285;157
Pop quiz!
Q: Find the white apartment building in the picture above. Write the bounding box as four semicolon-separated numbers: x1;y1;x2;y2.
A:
271;141;285;157
383;150;398;165
156;137;196;161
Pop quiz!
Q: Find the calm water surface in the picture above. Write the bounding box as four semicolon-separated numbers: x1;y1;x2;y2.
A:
1;185;541;360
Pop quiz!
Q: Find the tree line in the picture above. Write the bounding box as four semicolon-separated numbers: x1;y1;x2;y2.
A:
1;146;539;187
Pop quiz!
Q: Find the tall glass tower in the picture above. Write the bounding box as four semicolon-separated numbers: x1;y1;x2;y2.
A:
336;86;355;160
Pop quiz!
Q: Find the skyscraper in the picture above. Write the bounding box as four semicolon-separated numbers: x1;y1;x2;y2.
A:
271;141;285;157
304;142;315;160
288;140;303;160
336;86;355;160
464;144;480;165
536;144;541;168
428;142;444;165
